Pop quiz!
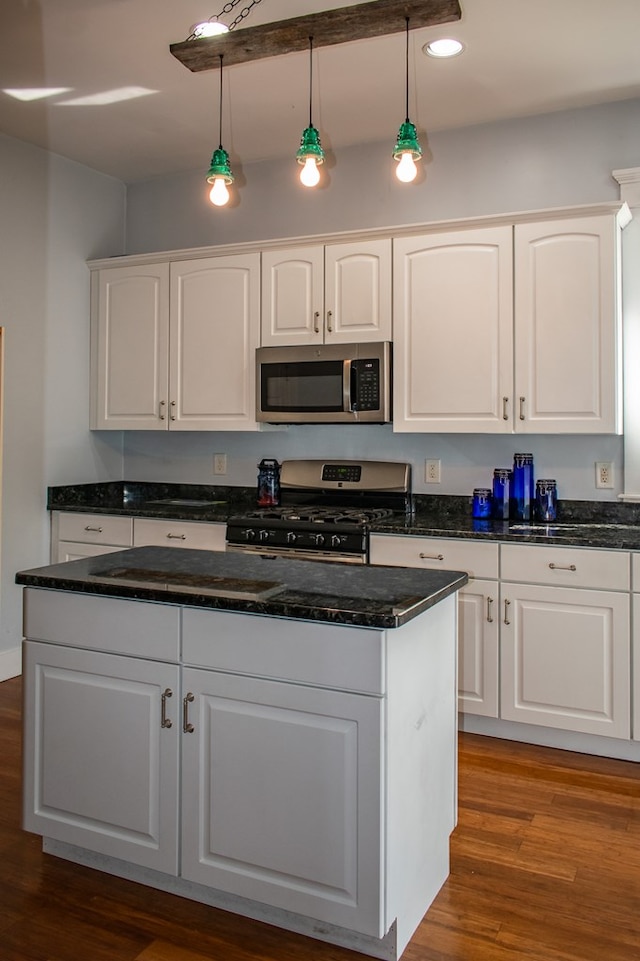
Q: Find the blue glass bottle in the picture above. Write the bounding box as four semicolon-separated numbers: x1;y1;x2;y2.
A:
512;453;534;521
472;488;492;519
492;469;511;520
535;479;558;522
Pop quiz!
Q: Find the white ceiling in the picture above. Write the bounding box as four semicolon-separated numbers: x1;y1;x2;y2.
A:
1;0;640;183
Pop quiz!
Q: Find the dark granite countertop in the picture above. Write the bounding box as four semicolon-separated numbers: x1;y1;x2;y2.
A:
15;546;468;629
47;482;640;552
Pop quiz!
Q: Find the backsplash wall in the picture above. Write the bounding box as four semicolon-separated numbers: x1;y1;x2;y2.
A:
121;429;623;502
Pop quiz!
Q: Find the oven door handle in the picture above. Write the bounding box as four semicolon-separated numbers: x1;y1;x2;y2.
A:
343;359;353;412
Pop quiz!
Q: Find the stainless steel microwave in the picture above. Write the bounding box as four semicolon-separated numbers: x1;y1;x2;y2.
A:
256;342;392;424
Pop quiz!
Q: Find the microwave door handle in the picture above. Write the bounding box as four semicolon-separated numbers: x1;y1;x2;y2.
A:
343;360;353;412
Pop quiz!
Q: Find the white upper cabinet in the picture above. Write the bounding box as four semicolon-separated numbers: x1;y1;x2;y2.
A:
513;215;622;433
393;226;513;433
91;253;260;431
261;239;391;346
393;208;628;433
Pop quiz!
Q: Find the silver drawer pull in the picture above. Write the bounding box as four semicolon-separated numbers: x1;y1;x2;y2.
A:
84;525;103;533
419;553;444;561
167;533;187;540
486;596;494;623
161;688;173;729
504;599;511;625
183;692;195;733
549;562;577;572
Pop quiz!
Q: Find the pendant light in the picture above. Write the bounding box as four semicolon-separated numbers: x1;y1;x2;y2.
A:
393;17;422;184
206;54;234;207
296;37;325;188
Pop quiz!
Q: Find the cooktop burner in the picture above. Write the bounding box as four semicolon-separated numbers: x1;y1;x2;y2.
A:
240;506;394;526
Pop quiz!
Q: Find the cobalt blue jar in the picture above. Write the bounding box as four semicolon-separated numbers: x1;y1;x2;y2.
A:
492;468;512;520
472;488;492;519
512;453;534;521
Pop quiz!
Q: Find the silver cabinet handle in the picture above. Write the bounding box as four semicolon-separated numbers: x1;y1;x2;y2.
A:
167;532;187;540
170;400;177;421
183;692;195;733
504;599;511;625
326;309;333;332
419;553;444;561
549;562;577;571
502;396;509;421
519;396;525;420
84;525;103;533
313;310;320;333
161;688;173;729
159;400;166;420
486;596;494;623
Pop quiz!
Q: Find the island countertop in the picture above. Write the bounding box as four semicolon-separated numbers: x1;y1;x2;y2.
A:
16;546;468;629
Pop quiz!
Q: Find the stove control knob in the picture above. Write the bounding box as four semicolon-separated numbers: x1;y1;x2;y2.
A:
286;531;297;544
312;533;325;547
331;534;343;548
245;529;257;542
258;529;271;542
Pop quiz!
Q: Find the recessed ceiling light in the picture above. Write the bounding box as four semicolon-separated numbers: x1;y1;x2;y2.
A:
192;20;229;38
423;38;464;59
3;87;71;102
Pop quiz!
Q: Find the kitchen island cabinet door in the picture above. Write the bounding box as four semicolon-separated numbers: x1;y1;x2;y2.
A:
170;254;260;430
180;667;385;938
90;264;170;430
393;226;513;432
500;583;630;739
23;641;180;873
513;214;623;434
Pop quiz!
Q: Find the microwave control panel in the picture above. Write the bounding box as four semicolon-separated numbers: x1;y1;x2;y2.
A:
352;359;380;411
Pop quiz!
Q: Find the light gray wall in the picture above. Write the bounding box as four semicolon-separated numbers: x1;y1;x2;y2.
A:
0;133;126;666
123;99;638;501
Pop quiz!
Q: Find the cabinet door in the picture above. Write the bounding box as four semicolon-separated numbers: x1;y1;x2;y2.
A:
90;264;170;430
500;583;630;738
458;579;499;718
393;227;513;432
181;668;385;937
514;215;622;433
55;543;125;563
324;239;391;343
170;255;260;430
261;246;324;345
22;642;180;873
634;593;640;742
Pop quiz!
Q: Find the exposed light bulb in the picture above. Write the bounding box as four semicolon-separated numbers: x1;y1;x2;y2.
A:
209;177;230;206
299;157;321;187
193;21;229;38
395;152;417;183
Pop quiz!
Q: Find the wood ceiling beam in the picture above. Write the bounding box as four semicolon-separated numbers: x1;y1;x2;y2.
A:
170;0;462;72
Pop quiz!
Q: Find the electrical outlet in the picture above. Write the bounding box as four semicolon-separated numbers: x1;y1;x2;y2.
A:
213;453;227;475
425;459;441;484
595;461;614;489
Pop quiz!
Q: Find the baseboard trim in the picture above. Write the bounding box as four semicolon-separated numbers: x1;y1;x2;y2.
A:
0;646;22;680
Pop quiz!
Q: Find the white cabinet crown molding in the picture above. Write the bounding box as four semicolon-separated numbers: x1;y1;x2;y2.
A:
87;201;630;271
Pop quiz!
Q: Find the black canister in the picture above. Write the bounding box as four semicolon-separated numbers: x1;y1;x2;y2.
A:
257;458;281;507
535;479;558;522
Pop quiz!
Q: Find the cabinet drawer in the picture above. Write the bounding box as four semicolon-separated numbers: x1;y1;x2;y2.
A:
54;511;133;547
23;588;180;660
182;608;385;694
500;543;629;591
133;518;226;551
369;534;498;580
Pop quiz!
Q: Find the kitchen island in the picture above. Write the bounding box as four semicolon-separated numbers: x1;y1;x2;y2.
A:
17;547;467;961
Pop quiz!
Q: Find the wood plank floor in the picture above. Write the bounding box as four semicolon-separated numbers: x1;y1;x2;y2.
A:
2;674;640;961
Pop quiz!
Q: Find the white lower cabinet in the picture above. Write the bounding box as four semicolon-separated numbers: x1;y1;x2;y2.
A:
180;666;384;936
369;534;499;717
22;640;180;873
133;517;226;551
500;543;630;739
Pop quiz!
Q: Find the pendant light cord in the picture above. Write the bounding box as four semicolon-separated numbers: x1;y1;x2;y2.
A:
404;17;410;123
218;54;224;148
308;37;314;128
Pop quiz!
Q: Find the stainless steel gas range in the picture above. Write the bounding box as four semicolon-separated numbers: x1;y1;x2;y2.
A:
226;459;412;564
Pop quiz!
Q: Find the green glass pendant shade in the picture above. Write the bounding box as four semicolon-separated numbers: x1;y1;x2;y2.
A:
393;120;422;161
296;124;325;165
207;145;234;184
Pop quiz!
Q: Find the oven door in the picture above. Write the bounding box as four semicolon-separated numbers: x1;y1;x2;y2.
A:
226;544;366;565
